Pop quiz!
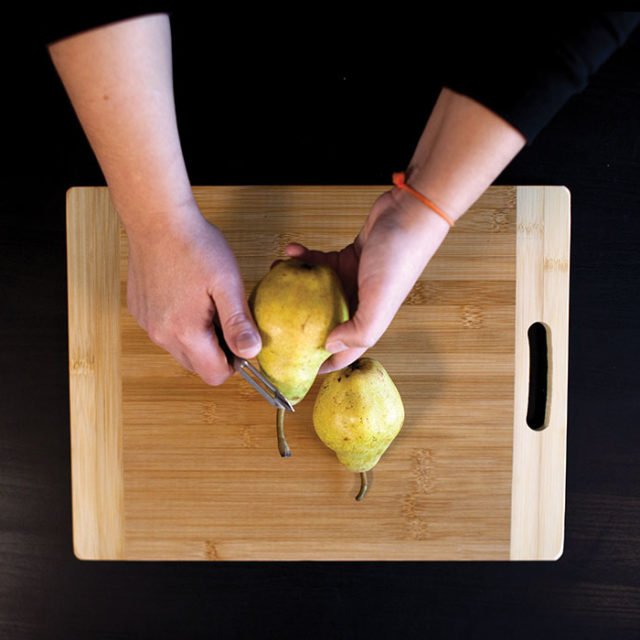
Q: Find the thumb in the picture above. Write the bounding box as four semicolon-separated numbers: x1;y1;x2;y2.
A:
325;311;380;357
321;306;387;375
320;311;376;374
213;281;262;360
325;277;399;356
320;299;396;374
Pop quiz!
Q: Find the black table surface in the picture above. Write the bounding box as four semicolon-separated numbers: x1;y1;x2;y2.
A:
2;16;639;640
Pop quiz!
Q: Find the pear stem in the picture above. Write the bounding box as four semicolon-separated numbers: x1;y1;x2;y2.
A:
355;471;368;501
276;408;291;458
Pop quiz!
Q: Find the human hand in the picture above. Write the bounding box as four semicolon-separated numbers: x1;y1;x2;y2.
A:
285;188;451;373
288;87;527;373
126;201;261;385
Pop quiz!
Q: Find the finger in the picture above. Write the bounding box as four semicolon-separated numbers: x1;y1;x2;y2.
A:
158;336;223;383
324;268;405;357
285;243;334;267
212;272;262;360
182;327;234;386
318;347;367;374
145;324;197;374
284;242;307;258
170;347;196;374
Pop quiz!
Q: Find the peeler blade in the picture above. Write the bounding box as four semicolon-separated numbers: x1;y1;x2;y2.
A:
233;358;295;412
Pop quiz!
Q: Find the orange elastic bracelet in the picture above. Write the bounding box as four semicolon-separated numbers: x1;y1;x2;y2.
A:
392;172;455;227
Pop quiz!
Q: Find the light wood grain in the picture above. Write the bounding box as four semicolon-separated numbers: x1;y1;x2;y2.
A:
510;186;571;560
66;188;124;560
66;185;569;560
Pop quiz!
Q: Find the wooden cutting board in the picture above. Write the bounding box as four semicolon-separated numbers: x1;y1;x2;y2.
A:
66;185;570;561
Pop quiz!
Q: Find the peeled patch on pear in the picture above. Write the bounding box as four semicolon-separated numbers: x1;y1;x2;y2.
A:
312;357;405;500
249;258;349;406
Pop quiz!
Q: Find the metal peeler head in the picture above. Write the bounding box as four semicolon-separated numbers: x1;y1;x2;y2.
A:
233;357;295;412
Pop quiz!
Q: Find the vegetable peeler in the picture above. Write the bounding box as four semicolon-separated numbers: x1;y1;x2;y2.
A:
233;356;294;412
214;323;294;413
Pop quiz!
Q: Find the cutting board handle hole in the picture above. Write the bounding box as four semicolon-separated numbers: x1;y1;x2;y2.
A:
526;322;550;431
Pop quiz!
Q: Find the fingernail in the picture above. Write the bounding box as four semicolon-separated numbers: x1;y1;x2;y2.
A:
326;340;348;354
236;331;260;354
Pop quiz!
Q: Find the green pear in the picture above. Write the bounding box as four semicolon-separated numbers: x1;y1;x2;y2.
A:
312;357;404;500
250;258;349;456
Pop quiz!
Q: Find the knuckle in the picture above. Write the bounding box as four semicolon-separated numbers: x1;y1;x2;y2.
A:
146;326;166;347
359;337;376;350
222;311;252;333
199;368;230;387
358;329;378;350
148;320;194;350
174;325;195;347
350;312;383;351
147;322;173;348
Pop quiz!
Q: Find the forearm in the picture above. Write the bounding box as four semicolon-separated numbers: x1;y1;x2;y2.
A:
48;13;195;238
401;87;527;223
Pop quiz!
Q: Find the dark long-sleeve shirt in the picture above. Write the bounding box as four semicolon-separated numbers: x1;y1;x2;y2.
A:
440;11;640;142
36;8;640;144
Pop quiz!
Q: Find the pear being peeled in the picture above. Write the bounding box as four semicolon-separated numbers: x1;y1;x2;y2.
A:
313;357;404;500
250;258;349;456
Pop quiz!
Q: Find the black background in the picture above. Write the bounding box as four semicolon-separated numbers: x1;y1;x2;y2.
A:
2;12;639;639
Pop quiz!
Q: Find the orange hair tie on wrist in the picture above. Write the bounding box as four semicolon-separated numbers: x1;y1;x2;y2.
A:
392;172;455;227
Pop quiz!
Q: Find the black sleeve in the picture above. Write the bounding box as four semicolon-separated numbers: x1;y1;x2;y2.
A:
441;11;640;143
35;5;171;45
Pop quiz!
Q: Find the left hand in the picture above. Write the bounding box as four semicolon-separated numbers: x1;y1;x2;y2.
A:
285;187;451;373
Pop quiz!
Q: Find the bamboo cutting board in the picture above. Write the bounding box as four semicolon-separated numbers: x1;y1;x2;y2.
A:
66;185;570;561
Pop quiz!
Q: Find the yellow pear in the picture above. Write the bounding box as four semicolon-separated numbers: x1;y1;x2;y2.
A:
250;258;349;456
312;357;404;500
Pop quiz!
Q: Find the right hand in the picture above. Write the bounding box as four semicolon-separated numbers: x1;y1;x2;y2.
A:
125;201;261;386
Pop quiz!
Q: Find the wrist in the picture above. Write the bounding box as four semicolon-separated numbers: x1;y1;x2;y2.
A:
114;187;202;243
403;88;526;221
391;171;457;228
401;165;468;224
388;185;452;242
